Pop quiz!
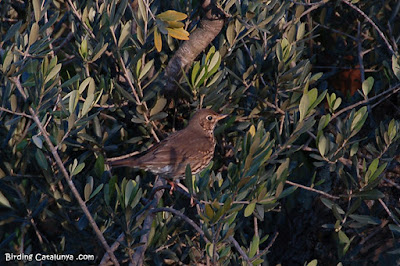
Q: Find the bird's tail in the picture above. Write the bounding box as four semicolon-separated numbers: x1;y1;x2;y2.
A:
107;157;139;168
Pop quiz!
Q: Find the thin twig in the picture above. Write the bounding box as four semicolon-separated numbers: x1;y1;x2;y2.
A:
99;233;125;266
341;0;395;55
357;21;375;128
285;180;340;199
0;106;32;118
151;207;210;243
383;177;400;190
331;83;400;121
293;1;325;23
107;151;140;162
228;236;252;265
251;232;279;262
378;198;400;227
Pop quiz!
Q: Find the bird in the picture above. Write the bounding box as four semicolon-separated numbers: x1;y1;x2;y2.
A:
110;109;227;179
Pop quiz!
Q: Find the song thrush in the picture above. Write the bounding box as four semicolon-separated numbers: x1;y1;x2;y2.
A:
110;109;227;179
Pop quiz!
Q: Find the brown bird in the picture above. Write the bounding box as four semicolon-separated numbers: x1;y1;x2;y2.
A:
110;109;227;179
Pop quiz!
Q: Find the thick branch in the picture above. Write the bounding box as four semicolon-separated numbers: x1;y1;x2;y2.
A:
164;2;225;92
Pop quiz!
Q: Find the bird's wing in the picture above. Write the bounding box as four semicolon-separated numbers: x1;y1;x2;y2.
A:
137;129;211;167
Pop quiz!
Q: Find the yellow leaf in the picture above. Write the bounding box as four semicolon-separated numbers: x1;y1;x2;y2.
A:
157;10;187;21
166;21;185;28
249;125;256;137
154;27;162;52
167;27;189;40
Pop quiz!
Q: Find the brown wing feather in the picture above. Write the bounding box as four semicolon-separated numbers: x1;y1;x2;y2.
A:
137;128;213;166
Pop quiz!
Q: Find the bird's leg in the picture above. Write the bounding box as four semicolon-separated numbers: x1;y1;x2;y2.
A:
167;179;176;195
176;183;196;206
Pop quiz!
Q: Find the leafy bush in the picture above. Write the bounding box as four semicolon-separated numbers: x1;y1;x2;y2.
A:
1;0;400;265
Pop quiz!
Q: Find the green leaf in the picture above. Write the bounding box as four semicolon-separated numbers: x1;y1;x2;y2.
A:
318;134;328;157
362;76;374;97
297;22;305;41
205;204;214;219
35;149;48;170
369;162;387;183
81;92;94;117
112;0;129;26
349;214;380;225
206;243;214;258
207;51;221;77
191;61;201;86
84;176;94;201
71;162;85;176
2;50;13;73
115;83;136;103
226;20;235;46
91;43;108;62
32;135;43;149
81;79;96;117
320;198;345;214
392;55;400;81
244;202;256;217
249;235;260;258
150;97;167;117
388;119;397;141
89;184;104;201
307;259;318;266
350;142;359;157
338;230;350;244
332;97;342;111
299;93;309;122
0;191;12;208
118;21;131;48
29;23;40;46
318;114;330;131
350;106;368;136
3;20;22;43
388;224;400;234
194;66;207;87
44;63;61;84
79;38;88;59
32;0;42;22
130;188;142;208
184;164;194;195
276;186;297;199
309;89;327;111
354;189;384;199
125;180;135;207
365;158;379;182
61;74;80;88
139;59;154;80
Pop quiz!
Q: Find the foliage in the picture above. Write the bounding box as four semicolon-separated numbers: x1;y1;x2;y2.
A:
1;0;400;265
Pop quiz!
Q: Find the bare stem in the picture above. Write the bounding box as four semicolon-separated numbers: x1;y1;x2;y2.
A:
285;180;340;199
228;236;252;265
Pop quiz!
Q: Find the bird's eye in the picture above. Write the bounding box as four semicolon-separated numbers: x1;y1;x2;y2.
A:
206;115;213;121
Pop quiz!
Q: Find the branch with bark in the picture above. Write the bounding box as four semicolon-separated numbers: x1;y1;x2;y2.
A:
164;0;226;93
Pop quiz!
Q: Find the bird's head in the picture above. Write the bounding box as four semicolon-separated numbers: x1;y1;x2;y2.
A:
189;109;227;133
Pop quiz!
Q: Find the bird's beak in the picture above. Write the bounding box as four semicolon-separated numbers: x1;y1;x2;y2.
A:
217;114;228;121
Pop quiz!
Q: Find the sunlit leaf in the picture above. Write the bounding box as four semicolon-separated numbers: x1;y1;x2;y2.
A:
157;10;187;21
167;27;190;40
